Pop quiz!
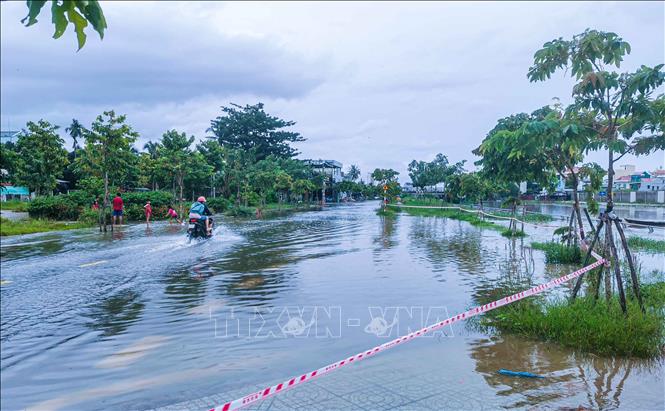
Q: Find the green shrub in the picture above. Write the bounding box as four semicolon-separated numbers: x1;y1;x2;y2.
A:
225;206;256;217
207;197;231;213
28;195;81;220
121;191;173;208
123;204;169;221
78;208;110;224
531;241;582;263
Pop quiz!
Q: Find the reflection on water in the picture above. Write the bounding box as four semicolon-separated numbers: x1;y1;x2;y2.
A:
85;289;145;338
0;202;662;410
470;334;662;410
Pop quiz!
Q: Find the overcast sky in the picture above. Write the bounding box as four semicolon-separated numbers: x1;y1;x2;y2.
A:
1;1;664;182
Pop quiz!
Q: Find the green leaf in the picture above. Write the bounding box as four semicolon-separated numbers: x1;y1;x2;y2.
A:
21;0;47;26
66;6;88;50
51;1;68;39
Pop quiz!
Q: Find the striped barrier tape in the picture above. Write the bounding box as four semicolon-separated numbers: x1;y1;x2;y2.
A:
210;256;605;411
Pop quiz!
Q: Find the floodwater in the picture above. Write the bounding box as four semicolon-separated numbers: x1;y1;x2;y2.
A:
0;202;663;410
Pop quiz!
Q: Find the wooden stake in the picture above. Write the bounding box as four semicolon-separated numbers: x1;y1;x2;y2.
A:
606;222;627;314
584;208;595;232
614;218;644;313
571;217;604;300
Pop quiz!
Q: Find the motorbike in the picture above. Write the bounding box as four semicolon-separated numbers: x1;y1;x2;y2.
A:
187;216;214;240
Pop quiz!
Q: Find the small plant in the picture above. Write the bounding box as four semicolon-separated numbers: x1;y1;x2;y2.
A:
478;291;664;358
627;236;665;254
501;229;527;238
531;241;582;263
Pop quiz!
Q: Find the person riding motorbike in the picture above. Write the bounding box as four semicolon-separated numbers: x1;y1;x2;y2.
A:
189;196;212;235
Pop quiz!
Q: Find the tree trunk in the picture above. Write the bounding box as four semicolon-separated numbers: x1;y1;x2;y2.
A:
606;148;615;212
101;171;109;232
571;173;586;240
178;172;184;219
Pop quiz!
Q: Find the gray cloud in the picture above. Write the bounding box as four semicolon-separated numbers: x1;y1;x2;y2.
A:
1;2;324;113
1;1;663;181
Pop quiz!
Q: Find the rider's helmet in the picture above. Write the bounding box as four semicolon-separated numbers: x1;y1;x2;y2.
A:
197;196;206;203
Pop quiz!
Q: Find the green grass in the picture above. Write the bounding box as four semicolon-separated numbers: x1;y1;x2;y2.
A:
478;285;665;358
485;210;553;223
0;217;92;236
501;229;527;238
531;241;582;263
376;207;397;216
0;200;29;212
394;203;503;231
628;236;665;253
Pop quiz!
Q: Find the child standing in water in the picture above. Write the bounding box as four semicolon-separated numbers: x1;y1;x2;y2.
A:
144;200;153;226
166;205;180;224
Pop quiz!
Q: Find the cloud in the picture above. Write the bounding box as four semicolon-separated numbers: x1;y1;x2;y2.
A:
1;2;325;113
1;1;663;182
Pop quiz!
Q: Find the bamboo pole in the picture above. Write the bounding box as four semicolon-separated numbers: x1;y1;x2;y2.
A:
571;217;604;300
606;222;627;314
584;208;595;233
614;218;644;313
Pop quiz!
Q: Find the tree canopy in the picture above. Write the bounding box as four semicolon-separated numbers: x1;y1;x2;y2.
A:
208;103;306;160
527;29;664;207
15;120;69;196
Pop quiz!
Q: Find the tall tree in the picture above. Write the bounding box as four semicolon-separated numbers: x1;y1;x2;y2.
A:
371;168;399;185
528;29;663;311
347;164;361;182
475;104;597;239
15;120;68;196
407;160;430;192
22;0;107;50
208;103;306;160
158;130;195;217
197;139;227;197
527;29;664;212
76;111;139;231
0;143;18;187
65;118;84;157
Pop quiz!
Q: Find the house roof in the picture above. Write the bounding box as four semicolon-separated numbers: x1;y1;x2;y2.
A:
614;175;631;182
652;169;665;176
1;185;30;195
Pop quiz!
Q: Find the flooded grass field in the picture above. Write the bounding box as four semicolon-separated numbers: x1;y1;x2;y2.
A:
1;202;663;410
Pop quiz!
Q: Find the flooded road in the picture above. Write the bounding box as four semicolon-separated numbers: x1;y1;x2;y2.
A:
1;202;663;410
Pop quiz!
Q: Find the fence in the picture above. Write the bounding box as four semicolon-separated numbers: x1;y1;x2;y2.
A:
578;191;663;204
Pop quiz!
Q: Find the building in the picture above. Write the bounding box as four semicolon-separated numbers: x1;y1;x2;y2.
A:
639;176;665;192
0;185;31;201
615;164;636;179
302;160;343;183
0;130;20;144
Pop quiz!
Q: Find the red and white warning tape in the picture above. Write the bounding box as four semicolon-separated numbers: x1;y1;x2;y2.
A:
210;257;605;411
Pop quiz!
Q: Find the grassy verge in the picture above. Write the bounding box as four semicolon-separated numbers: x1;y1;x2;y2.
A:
478;283;665;358
531;241;582;263
400;198;551;224
628;236;665;253
0;200;29;212
394;203;503;231
0;217;93;236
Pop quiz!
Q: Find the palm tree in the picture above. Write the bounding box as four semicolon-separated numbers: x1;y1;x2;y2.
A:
143;140;161;159
65;119;84;160
347;164;360;182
